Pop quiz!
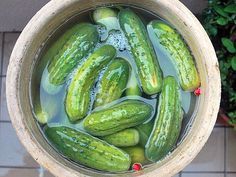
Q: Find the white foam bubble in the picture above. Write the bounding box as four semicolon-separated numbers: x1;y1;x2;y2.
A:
105;30;130;52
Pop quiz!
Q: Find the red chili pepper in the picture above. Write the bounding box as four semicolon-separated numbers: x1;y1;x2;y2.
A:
194;88;202;96
132;163;142;171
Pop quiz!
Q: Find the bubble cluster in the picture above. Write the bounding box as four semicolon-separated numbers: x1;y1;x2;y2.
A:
105;30;130;52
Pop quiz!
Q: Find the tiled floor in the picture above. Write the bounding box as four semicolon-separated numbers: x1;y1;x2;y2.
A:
0;33;236;177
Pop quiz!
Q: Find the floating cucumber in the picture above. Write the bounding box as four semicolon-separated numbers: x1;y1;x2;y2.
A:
42;23;99;94
65;45;116;122
45;126;131;172
119;9;163;95
94;58;130;108
147;20;200;91
83;100;153;136
145;76;183;162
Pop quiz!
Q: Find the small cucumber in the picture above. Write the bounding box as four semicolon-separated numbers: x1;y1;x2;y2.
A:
42;23;99;94
119;9;163;95
93;7;119;31
147;20;200;91
136;120;154;147
34;94;58;124
122;146;148;165
45;126;131;172
145;76;183;162
125;70;141;96
83;100;153;136
94;58;130;108
101;128;139;147
65;45;116;122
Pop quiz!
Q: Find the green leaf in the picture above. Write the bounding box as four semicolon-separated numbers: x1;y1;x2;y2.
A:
206;24;218;36
216;17;228;25
213;5;229;18
221;38;236;53
224;4;236;13
231;56;236;70
228;111;236;120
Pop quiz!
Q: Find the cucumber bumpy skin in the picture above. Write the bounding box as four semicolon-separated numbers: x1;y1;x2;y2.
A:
42;23;99;94
101;128;139;147
45;126;131;172
83;100;153;136
145;76;183;162
119;9;163;95
65;45;116;122
147;20;200;91
94;58;130;108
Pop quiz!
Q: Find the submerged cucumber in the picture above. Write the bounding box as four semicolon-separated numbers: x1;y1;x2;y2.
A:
119;9;163;95
147;20;200;91
45;126;131;172
126;70;142;96
34;94;58;124
42;23;99;94
136;120;154;147
65;45;116;122
145;76;183;162
122;146;148;165
83;100;153;136
101;128;139;147
94;58;130;108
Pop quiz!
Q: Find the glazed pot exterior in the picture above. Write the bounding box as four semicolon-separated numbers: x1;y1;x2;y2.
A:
6;0;221;176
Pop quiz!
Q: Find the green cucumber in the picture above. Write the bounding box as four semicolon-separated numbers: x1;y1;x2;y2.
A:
45;126;131;172
94;58;130;107
42;23;99;94
119;9;163;95
147;20;200;91
94;58;130;108
65;45;116;122
122;146;147;165
101;128;139;147
136;120;153;147
34;94;58;124
145;76;183;162
83;100;153;136
125;70;141;96
93;7;119;31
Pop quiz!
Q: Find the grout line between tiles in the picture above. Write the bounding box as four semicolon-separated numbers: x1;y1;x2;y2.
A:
224;127;226;177
0;33;5;122
0;31;22;34
0;120;11;123
0;166;40;169
214;125;233;129
0;33;5;75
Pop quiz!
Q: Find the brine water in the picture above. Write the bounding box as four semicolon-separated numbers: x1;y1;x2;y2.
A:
30;4;199;171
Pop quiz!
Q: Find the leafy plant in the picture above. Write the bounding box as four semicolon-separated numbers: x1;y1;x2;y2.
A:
202;0;236;125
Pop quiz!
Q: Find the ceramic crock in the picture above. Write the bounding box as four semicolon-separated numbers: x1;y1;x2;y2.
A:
6;0;221;176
